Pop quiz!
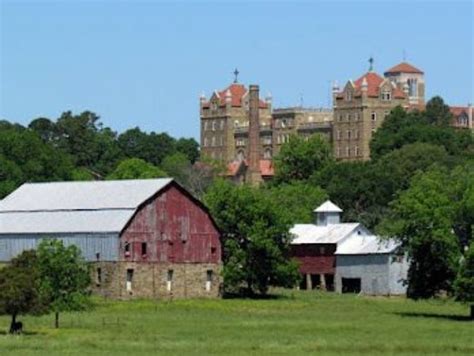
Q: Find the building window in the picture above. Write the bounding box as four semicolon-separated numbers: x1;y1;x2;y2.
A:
212;121;217;131
338;114;343;121
346;113;350;121
126;269;134;292
354;130;359;139
206;270;213;292
141;242;147;257
381;90;391;101
346;91;352;101
354;112;359;121
237;150;245;161
96;268;102;286
355;146;359;156
384;110;390;118
124;241;131;257
346;147;350;157
264;148;272;159
337;130;341;140
220;120;225;130
236;138;245;147
211;136;216;147
371;112;377;121
407;78;418;97
167;270;173;292
347;130;351;139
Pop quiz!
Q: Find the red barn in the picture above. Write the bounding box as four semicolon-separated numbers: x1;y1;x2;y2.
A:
0;179;222;299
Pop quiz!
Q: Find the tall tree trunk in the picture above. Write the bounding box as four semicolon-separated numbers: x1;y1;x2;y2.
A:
55;312;59;329
9;313;16;334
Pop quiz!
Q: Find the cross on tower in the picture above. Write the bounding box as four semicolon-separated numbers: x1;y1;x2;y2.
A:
368;57;374;72
233;68;239;83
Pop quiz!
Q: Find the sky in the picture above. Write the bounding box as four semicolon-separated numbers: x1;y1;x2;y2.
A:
1;0;473;140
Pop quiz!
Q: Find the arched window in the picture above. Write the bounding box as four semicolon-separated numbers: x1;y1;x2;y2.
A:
264;148;272;159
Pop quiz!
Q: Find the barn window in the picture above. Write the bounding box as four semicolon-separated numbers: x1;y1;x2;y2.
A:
206;270;213;292
141;242;147;257
96;268;102;286
124;241;131;257
167;270;173;292
126;269;134;292
211;247;217;254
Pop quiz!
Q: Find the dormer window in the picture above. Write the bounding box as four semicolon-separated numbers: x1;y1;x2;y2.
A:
346;91;353;101
381;90;391;101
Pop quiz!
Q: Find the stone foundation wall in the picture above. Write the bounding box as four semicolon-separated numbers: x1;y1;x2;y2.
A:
90;262;222;299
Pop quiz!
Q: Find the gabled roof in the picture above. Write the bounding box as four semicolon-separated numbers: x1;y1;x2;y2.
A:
0;179;173;234
384;62;424;75
290;223;360;245
202;83;268;109
352;72;405;99
314;200;342;213
226;159;274;177
335;235;400;255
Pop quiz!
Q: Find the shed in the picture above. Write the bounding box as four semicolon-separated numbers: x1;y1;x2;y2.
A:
0;179;222;299
290;200;372;291
335;235;408;295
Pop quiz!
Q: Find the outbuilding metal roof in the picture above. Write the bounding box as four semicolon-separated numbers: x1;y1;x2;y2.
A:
335;235;399;255
0;179;173;234
290;223;360;244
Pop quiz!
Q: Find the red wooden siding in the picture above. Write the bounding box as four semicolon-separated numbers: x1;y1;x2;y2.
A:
120;184;221;263
291;244;336;274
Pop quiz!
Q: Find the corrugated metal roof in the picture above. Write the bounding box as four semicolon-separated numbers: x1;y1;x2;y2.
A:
0;178;172;212
290;223;359;244
313;200;343;213
0;210;135;234
335;235;399;255
0;179;173;234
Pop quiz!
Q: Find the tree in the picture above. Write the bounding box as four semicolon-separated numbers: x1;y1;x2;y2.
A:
264;181;327;224
37;239;91;328
176;137;200;163
378;167;463;298
274;134;333;183
28;117;57;143
205;180;300;295
107;158;167;180
0;250;45;334
370;101;473;160
161;152;191;184
454;241;474;319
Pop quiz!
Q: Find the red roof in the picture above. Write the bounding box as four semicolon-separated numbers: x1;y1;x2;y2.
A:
450;106;469;117
384;62;424;75
226;159;274;177
350;72;405;99
203;83;268;109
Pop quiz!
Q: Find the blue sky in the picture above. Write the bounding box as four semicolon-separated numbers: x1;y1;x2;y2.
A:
1;0;473;140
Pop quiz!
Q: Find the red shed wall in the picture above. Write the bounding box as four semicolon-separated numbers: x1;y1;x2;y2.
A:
120;184;221;264
291;244;336;275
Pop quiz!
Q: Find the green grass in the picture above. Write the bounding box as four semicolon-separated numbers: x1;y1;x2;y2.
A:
0;290;472;355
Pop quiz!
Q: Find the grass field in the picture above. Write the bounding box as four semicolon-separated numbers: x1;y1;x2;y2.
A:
0;290;472;355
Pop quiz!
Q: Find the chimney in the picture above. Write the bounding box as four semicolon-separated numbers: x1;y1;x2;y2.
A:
247;84;262;185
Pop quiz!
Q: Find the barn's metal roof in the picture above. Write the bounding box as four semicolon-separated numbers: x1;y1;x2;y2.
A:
0;178;172;212
313;200;343;213
335;235;399;255
290;223;360;244
0;179;173;234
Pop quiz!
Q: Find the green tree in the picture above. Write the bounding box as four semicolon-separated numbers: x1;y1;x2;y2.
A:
205;180;300;295
161;152;191;184
274;134;332;183
370;101;473;160
264;181;327;224
108;158;167;180
28;117;57;143
37;239;91;329
424;96;453;126
0;250;45;334
378;167;463;298
454;241;474;319
176;137;200;163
